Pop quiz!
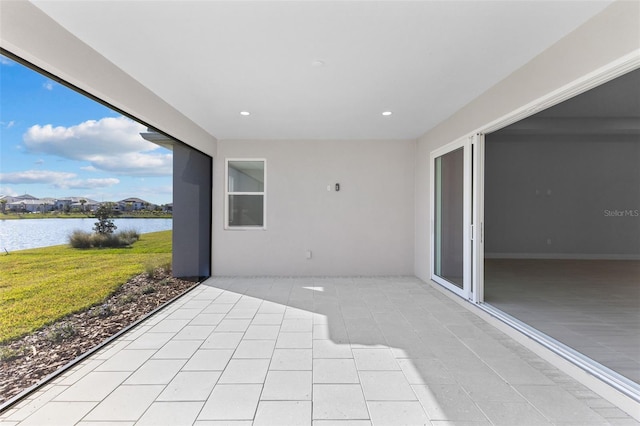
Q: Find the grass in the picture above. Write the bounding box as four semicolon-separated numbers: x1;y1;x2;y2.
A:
0;230;172;343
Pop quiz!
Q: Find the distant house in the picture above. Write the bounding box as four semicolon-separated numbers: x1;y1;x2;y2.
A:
55;197;99;212
7;198;54;213
117;197;153;211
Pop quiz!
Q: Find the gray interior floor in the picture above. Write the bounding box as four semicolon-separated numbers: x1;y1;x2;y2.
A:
485;259;640;384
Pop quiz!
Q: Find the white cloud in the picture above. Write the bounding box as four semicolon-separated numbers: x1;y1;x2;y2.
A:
0;186;19;197
0;170;76;184
0;170;120;190
43;81;54;91
0;56;14;66
60;178;120;190
34;159;45;165
80;165;99;172
23;116;171;176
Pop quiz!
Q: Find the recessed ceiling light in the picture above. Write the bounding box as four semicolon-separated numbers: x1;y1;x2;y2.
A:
240;111;250;116
312;60;325;67
382;111;392;116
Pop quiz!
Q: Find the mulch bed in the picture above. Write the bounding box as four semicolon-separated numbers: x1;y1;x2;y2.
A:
0;270;198;406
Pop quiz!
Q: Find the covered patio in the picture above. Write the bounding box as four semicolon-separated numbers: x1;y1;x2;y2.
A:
0;277;631;425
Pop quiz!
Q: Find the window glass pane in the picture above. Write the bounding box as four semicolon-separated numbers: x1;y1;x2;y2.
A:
434;147;464;288
228;194;264;227
228;161;264;192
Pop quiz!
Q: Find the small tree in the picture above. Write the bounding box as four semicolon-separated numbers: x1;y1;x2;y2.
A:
79;199;87;212
0;199;6;213
93;204;117;235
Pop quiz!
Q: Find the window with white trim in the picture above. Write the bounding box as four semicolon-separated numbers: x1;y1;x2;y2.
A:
225;159;266;229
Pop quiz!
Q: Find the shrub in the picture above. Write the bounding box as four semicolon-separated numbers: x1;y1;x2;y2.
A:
88;303;114;318
141;285;156;295
144;258;171;278
69;230;92;248
0;346;27;362
119;294;137;305
69;229;140;249
45;322;76;343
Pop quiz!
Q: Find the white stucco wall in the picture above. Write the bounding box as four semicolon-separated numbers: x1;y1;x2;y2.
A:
414;0;640;281
214;139;415;276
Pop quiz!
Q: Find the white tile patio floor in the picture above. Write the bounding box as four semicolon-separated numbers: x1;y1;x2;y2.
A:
1;277;638;425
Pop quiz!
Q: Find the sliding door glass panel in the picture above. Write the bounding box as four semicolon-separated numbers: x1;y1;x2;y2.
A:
434;147;464;288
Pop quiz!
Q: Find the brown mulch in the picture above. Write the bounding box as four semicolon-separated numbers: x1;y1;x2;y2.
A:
0;270;198;406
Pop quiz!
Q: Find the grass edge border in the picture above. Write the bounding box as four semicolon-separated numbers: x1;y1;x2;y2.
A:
0;278;204;413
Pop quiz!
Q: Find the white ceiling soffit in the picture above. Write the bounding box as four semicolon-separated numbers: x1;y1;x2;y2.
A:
32;1;613;140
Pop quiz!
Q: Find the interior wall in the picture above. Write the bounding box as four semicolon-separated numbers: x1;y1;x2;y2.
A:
484;136;640;259
0;1;217;157
414;0;640;280
213;139;415;276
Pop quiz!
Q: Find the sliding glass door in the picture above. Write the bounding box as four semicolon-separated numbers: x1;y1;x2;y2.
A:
431;136;481;300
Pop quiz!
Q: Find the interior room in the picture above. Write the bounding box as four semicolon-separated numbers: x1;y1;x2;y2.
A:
483;68;640;384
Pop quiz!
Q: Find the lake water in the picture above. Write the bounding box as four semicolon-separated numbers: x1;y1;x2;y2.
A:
0;218;172;252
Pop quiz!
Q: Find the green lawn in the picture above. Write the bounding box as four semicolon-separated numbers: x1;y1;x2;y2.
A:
0;230;172;343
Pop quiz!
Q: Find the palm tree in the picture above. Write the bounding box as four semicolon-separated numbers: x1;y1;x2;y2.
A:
79;199;87;212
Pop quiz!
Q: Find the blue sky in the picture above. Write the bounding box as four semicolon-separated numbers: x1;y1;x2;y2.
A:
0;54;173;205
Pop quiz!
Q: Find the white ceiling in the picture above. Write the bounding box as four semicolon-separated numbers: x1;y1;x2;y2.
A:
32;1;613;140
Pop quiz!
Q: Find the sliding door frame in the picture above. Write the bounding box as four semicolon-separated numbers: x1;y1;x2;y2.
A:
430;137;473;300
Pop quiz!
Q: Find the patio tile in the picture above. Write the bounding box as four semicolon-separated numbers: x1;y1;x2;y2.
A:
359;371;416;400
215;319;252;332
257;302;286;314
183;349;234;371
18;401;97;426
261;370;312;400
219;359;270;383
313;324;331;339
515;385;607;423
198;384;262;420
276;332;313;348
54;371;130;401
152;340;202;359
352;348;400;371
233;339;276;359
413;384;488;422
84;385;164;421
475;400;553;425
149;319;190;333
313;359;360;383
367;401;429;425
189;313;226;326
312;384;369;420
252;313;284;325
270;349;313;370
313;340;353;358
136;401;203;425
254;401;312;426
397;358;456;384
167;308;203;320
226;308;259;319
174;325;216;340
126;332;175;350
158;371;220;401
202;303;234;314
94;349;155;372
123;359;185;384
244;325;280;340
281;318;313;332
202;332;244;349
